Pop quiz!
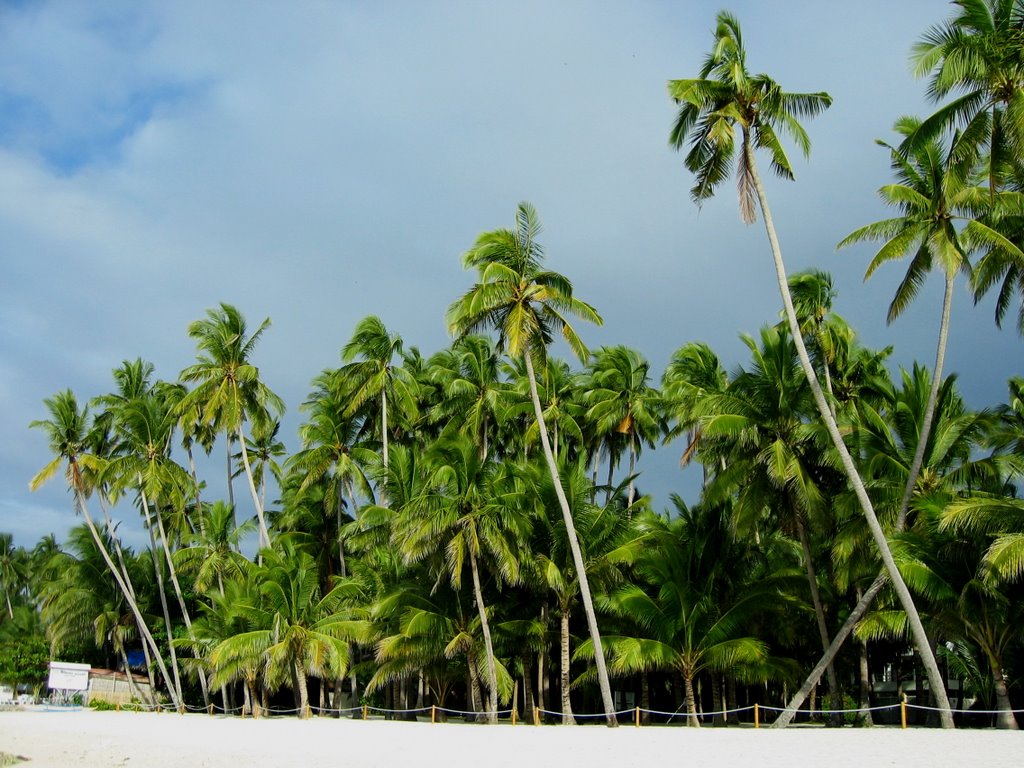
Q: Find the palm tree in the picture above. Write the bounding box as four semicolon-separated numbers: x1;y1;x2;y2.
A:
700;326;844;719
909;0;1024;190
669;11;954;726
29;390;180;710
840;116;1021;532
178;303;284;549
210;542;363;718
447;201;618;725
0;534;28;620
395;432;527;723
426;335;508;461
661;342;728;478
579;499;785;726
336;315;419;479
527;457;643;724
582;346;663;507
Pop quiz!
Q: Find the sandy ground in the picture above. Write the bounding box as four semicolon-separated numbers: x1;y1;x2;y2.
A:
1;708;1022;768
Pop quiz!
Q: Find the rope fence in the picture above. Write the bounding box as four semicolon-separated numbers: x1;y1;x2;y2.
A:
87;697;1024;728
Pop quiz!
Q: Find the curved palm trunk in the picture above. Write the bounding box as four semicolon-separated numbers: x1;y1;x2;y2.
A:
559;604;576;725
74;490;181;711
140;490;184;708
897;273;954;530
524;352;618;726
468;548;499;724
795;516;843;723
152;501;211;708
745;141;954;728
237;426;270;549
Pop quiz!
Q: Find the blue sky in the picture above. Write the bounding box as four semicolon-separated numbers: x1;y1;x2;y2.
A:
2;1;1019;549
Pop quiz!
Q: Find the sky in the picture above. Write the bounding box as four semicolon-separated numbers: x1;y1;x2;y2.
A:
2;1;1020;550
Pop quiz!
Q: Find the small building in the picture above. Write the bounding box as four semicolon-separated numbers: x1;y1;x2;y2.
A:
87;668;153;706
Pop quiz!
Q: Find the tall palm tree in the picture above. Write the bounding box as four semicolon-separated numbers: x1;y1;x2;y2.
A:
840;116;1021;531
178;303;284;549
29;390;180;710
447;202;618;725
669;11;955;726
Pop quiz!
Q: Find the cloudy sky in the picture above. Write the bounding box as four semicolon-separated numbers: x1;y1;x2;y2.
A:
2;1;1019;549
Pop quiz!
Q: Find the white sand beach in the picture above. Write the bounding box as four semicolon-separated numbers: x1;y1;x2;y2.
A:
1;709;1022;768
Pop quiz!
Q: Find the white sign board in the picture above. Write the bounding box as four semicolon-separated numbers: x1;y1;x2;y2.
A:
48;662;91;691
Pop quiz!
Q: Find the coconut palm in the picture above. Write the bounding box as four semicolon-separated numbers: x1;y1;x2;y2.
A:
909;0;1024;189
178;303;284;549
210;542;364;718
336;315;419;478
699;325;845;721
578;498;786;726
395;432;528;723
840;116;1022;531
426;335;508;461
0;534;28;620
669;11;954;726
581;346;663;507
29;390;180;710
447;201;618;725
527;457;644;724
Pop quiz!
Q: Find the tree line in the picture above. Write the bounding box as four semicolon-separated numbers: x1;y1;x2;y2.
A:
3;1;1024;728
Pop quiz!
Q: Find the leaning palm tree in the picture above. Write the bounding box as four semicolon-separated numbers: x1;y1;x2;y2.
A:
446;202;618;725
669;11;954;726
29;390;180;710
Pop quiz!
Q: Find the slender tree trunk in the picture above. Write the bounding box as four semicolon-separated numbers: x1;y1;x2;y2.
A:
745;141;954;728
225;436;235;514
538;605;548;715
897;273;954;531
641;672;651;724
139;490;184;708
152;500;210;708
73;489;181;711
295;662;310;718
774;570;887;726
794;515;843;724
627;440;636;507
559;605;576;725
117;645;146;705
468;548;499;724
524;352;617;726
684;673;700;727
711;673;724;726
237;426;270;549
858;625;873;726
467;647;483;721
